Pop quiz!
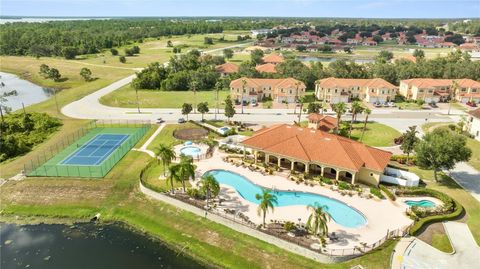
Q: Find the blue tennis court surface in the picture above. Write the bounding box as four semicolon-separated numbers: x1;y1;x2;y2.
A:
60;134;130;166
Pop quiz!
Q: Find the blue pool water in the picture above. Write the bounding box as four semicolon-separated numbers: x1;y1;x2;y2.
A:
404;200;436;208
205;170;367;228
180;146;201;157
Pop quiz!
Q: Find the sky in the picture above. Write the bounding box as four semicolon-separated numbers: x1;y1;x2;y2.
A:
1;0;479;18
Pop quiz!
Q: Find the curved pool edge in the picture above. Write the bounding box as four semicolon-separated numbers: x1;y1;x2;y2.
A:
203;168;368;229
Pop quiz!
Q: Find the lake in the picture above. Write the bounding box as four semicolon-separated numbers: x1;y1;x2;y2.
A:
0;72;54;112
0;223;206;269
296;56;374;64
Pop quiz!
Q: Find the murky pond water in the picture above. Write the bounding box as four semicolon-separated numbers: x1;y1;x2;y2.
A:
0;72;54;112
0;223;206;269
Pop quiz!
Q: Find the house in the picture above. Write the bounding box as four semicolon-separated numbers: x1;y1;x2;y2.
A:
251;29;272;38
240;124;392;186
215;63;239;76
230;77;306;103
262;54;284;64
399;78;480;103
362;38;377;46
255;63;277;73
459;43;480;52
466;108;480;141
306;113;338;132
315;77;397;104
454;79;480;104
399;78;453;103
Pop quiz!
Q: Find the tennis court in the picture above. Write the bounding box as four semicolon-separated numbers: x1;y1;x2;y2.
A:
26;125;150;178
61;134;130;166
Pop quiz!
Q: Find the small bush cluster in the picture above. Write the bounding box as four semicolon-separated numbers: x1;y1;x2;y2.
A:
391;155;417;165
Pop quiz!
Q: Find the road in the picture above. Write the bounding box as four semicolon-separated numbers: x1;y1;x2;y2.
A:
391;222;480;269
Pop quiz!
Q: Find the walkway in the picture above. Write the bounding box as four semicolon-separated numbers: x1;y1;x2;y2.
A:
132;123;165;157
391;222;480;269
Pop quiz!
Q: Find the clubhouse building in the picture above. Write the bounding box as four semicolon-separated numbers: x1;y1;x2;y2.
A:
241;124;392;186
230;77;306;103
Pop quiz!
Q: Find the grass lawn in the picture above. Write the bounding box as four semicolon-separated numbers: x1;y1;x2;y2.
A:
100;84;230;108
205;120;225;128
349;121;401;147
396;101;423;110
0;56;134;178
431;233;454;253
147;123;206;151
77;33;252;69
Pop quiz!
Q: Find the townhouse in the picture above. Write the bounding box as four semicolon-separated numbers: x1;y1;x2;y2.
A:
315;77;397;104
230;77;306;103
399;78;480;104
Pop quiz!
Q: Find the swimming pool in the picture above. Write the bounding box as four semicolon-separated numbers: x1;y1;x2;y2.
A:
180;146;201;157
205;169;367;228
404;200;436;208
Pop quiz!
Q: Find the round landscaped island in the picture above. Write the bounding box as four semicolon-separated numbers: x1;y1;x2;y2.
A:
174;141;209;160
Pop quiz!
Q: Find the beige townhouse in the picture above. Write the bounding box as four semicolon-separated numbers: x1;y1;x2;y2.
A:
230;77;306;104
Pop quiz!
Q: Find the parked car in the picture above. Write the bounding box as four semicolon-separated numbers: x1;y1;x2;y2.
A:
466;101;478;107
429;101;438;108
156;118;164;124
251;100;258;107
387;102;396;107
177;118;186;123
374;102;382;108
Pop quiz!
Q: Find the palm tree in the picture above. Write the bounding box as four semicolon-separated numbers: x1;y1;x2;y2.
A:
178;155;195;192
297;96;307;124
190;79;199;114
241;79;247;114
306;203;331;238
214;81;222;120
331;102;347;134
349;101;364;138
155;144;176;177
255;189;278;228
360;107;372;142
167;164;180;194
200;174;220;208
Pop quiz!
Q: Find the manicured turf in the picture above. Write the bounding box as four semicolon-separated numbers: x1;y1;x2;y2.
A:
100;84;230;108
349;121;401;147
431;233;454;253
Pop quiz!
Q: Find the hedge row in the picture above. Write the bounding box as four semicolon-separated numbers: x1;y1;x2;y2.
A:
391;154;416;165
396;187;464;235
379;184;396;201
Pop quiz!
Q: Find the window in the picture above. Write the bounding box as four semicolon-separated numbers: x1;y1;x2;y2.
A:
419;89;424;93
370;173;374;177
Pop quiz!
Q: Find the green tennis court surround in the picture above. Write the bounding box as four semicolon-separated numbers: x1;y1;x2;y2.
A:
26;124;149;178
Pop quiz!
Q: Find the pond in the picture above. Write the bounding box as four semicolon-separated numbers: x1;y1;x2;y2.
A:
0;72;54;112
0;223;207;269
296;56;374;64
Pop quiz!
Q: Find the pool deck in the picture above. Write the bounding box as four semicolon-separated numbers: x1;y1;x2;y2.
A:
194;151;414;251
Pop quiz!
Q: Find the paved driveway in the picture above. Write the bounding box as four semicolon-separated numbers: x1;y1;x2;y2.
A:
448;162;480;202
392;222;480;269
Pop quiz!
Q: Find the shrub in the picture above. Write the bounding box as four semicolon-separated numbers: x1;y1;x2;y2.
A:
338;181;352;190
370;187;385;199
379;184;396;201
186;188;205;199
320;177;333;185
284;221;295;232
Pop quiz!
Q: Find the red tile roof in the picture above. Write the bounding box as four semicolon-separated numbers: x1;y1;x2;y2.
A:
230;77;305;90
215;63;239;74
307;114;337;131
241;124;392;172
317;77;396;89
401;78;480;89
255;63;277;73
262;54;284;64
468;108;480;119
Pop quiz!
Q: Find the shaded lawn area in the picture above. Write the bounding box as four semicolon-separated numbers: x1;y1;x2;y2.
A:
142;160;189;193
396;165;480;245
348;122;401;147
100;84;230;108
